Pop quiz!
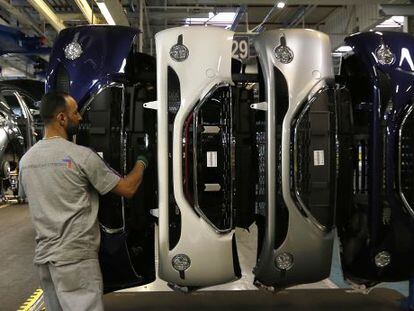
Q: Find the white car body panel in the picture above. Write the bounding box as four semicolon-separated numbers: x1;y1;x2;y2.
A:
154;26;239;287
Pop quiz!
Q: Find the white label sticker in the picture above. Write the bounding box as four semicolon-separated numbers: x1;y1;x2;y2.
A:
97;152;104;158
204;184;221;192
206;151;217;168
313;150;325;166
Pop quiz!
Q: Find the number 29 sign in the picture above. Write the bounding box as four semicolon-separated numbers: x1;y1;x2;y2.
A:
232;35;256;61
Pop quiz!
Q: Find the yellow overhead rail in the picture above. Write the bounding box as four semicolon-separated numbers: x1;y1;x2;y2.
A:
27;0;66;32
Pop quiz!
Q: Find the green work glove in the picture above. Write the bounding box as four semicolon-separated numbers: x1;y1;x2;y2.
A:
137;155;149;169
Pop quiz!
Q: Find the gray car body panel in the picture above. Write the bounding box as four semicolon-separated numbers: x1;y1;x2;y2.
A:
254;29;335;287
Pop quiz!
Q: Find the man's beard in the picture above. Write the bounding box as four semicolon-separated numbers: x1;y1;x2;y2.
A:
66;120;79;140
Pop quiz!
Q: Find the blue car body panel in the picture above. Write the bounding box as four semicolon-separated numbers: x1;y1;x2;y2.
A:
347;31;414;235
338;31;414;283
45;25;137;109
45;25;157;293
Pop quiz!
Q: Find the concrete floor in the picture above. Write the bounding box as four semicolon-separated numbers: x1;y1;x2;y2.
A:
0;204;38;311
0;203;408;310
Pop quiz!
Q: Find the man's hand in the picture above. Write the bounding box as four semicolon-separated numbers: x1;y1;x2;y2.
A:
111;141;153;199
136;155;149;169
136;142;152;169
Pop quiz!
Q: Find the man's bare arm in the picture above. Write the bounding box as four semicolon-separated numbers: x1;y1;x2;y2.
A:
111;161;146;199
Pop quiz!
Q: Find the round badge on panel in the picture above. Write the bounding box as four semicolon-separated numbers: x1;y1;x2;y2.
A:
170;34;189;62
374;251;391;268
275;252;294;271
172;254;191;271
274;34;294;64
375;43;395;66
64;41;83;60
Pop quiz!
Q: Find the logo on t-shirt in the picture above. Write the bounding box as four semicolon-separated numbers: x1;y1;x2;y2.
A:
62;156;73;169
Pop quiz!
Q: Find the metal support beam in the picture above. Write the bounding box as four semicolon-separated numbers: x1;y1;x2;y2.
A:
95;0;130;26
55;12;107;23
139;0;143;52
146;6;215;10
73;0;102;24
0;0;44;36
27;0;66;32
144;0;154;55
171;0;405;4
380;4;414;16
320;1;402;49
230;5;246;31
163;0;167;30
0;58;35;78
244;10;249;32
251;1;279;32
144;11;210;20
56;13;88;21
288;5;317;27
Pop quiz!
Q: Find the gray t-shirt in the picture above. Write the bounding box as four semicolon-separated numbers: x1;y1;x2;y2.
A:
19;137;121;265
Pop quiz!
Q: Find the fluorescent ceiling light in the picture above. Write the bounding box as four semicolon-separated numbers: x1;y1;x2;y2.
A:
210;12;237;23
185;12;236;27
376;16;404;28
277;2;286;9
96;1;115;25
335;45;353;53
185;17;210;23
94;0;129;26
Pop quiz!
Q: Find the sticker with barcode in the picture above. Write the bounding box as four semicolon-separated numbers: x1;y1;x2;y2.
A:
313;150;325;166
206;151;217;168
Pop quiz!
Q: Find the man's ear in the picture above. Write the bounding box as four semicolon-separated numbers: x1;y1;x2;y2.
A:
56;112;66;125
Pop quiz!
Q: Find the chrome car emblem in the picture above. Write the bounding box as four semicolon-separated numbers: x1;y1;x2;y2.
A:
275;252;294;270
172;254;191;271
64;41;83;60
170;34;189;62
376;43;395;66
274;34;294;64
374;251;391;268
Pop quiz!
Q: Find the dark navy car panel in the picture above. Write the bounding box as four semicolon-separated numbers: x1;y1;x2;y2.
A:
45;25;137;109
46;25;157;293
337;31;414;285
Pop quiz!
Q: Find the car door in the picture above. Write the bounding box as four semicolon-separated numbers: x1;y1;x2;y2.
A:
1;90;35;149
253;29;336;288
0;94;25;198
18;92;42;140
